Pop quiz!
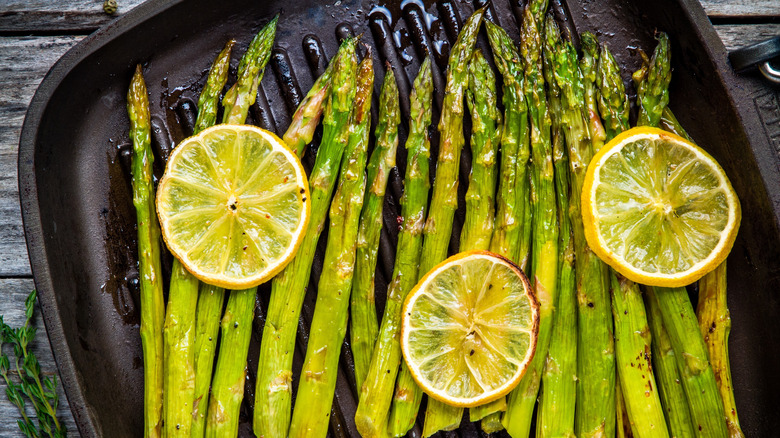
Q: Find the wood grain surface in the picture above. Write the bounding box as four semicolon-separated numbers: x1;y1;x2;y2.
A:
0;0;776;436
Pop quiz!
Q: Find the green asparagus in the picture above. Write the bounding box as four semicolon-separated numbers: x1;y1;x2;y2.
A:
351;68;401;391
204;288;256;438
253;39;358;438
203;20;278;437
183;39;234;438
354;58;433;438
597;45;630;140
222;16;278;124
284;61;335;157
388;8;485;436
194;40;235;134
503;8;559;438
191;284;224;438
128;65;165;438
610;274;669;438
579;33;606;153
162;262;199;437
288;53;373;438
698;262;744;438
648;287;728;438
646;289;696;438
424;48;501;437
554;34;615;438
536;15;576;438
634;33;671;128
463;44;506;428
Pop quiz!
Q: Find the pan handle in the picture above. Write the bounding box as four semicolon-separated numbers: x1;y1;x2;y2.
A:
729;36;780;84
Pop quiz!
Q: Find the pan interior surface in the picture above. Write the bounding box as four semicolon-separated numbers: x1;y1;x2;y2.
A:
18;0;780;436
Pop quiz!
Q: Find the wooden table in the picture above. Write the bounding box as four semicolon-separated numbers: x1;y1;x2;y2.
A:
0;0;778;436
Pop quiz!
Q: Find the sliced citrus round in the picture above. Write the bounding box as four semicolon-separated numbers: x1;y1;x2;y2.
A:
156;124;310;289
582;126;741;287
400;251;539;408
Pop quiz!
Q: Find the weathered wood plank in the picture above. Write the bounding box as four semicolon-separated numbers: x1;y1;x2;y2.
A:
701;0;780;19
0;36;82;277
714;23;780;52
0;278;79;438
0;0;147;33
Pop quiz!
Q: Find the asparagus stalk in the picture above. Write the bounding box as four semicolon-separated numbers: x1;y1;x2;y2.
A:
610;274;669;438
423;49;502;437
553;34;615;438
204;21;279;436
536;16;576;438
354;58;433;438
191;284;224;438
128;65;165;438
185;40;234;438
597;45;630;140
646;289;696;438
616;382;634;438
503;8;559;437
284;60;335;157
634;33;671;128
253;39;358;438
459;49;500;252
648;287;729;438
388;9;485;436
698;262;744;438
204;288;256;438
288;53;373;438
162;262;199;437
221;15;278;124
477;22;533;431
485;21;530;269
579;33;606;153
351;68;401;391
194;40;235;134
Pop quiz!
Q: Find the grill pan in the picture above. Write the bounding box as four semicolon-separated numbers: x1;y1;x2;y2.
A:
18;0;780;436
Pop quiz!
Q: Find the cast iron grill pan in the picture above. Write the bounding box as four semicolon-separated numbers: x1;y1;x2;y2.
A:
18;0;780;437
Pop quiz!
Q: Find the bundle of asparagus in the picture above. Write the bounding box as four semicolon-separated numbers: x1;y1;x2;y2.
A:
123;4;744;438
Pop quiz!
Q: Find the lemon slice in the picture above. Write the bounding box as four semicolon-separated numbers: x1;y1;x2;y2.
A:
400;251;539;408
582;126;740;287
156;124;310;289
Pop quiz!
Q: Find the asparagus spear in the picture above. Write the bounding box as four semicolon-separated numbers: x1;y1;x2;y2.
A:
485;21;530;270
697;262;744;438
353;58;433;438
191;284;224;438
648;287;729;438
284;60;335;157
610;274;669;438
288;53;373;438
553;34;615;438
162;262;199;437
253;39;358;438
185;40;234;438
128;65;165;438
634;33;671;128
536;16;576;438
459;49;500;252
476;22;533;431
204;288;256;438
221;15;278;124
387;8;485;436
579;33;606;153
423;48;501;437
194;40;235;133
616;382;635;438
351;68;401;391
646;289;696;438
204;20;279;436
597;45;630;140
503;8;559;437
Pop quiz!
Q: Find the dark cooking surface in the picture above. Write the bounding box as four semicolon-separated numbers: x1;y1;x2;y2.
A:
17;0;780;436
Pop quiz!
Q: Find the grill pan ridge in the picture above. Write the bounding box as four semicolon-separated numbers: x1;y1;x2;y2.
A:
18;0;780;436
